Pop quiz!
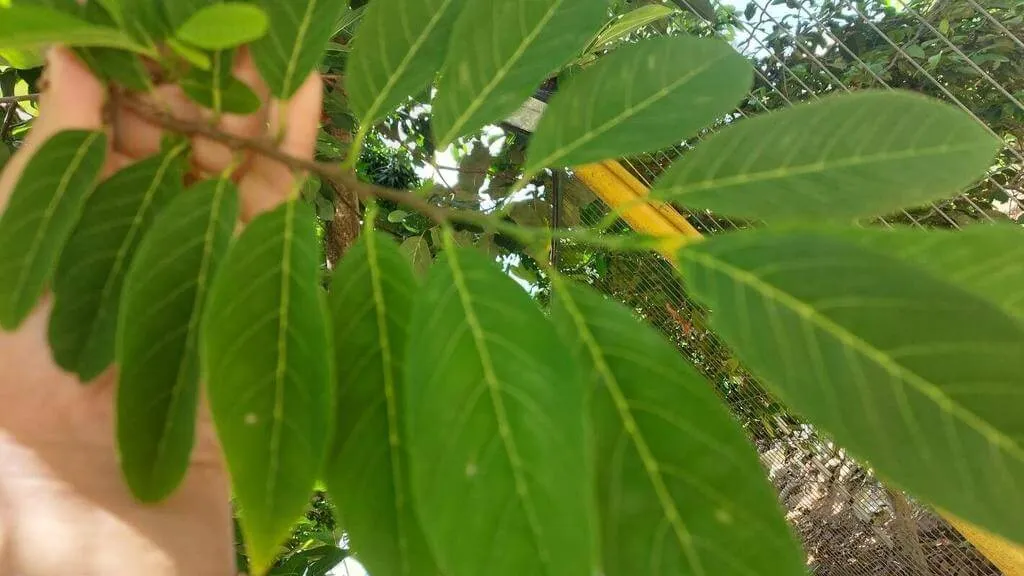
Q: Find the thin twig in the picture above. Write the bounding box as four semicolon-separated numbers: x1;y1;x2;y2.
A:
0;94;38;105
119;97;668;253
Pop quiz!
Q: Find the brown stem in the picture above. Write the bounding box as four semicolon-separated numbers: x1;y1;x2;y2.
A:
0;94;38;105
118;96;662;253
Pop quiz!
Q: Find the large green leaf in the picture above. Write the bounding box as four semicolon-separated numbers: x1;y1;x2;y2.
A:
176;3;269;50
551;279;804;576
405;236;594;576
346;0;465;128
651;92;1002;223
679;229;1024;543
0;4;147;52
181;49;262;115
431;0;606;146
325;231;439;576
832;225;1024;324
202;199;333;574
49;145;188;382
117;177;239;502
250;0;347;98
0;130;107;330
525;36;752;173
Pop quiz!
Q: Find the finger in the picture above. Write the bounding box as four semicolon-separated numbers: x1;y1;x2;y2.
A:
189;48;272;176
0;48;106;212
238;72;322;222
113;84;201;161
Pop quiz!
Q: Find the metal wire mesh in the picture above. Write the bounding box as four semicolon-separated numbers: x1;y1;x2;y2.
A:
549;1;1022;573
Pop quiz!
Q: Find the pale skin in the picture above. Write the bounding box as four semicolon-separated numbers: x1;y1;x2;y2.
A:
0;48;323;575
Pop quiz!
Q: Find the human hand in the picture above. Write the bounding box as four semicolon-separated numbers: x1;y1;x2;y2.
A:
0;48;322;576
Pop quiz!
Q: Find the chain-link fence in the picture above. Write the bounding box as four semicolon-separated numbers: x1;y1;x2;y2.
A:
548;0;1022;573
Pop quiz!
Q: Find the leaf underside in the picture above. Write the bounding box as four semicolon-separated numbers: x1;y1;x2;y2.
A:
405;241;594;576
431;0;606;146
526;36;752;172
680;229;1024;544
553;280;805;576
49;146;187;382
326;232;439;576
202;199;333;574
117;178;239;502
250;0;347;98
346;0;466;126
0;130;107;329
652;91;1001;223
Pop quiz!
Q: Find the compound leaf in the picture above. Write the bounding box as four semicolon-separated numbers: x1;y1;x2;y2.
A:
346;0;466;128
202;199;333;574
679;229;1024;544
431;0;605;146
552;279;805;576
526;36;752;172
49;144;188;382
405;235;594;576
651;92;1001;223
326;231;439;576
250;0;348;98
117;177;239;502
0;130;107;329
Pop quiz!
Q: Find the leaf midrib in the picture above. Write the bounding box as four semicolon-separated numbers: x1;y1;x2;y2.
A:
151;178;230;482
11;132;102;317
268;199;298;511
684;249;1024;463
358;0;457;126
553;277;706;576
442;233;551;572
283;0;318;96
659;142;985;197
527;52;723;171
438;0;566;145
366;232;414;575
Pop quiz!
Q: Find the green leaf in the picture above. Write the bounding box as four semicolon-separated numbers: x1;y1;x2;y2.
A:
0;47;44;68
202;199;333;574
346;0;466;127
117;177;239;502
73;0;151;91
166;37;212;70
0;130;107;330
831;225;1024;324
399;235;431;277
0;5;147;53
250;0;348;98
673;0;716;21
678;229;1024;544
48;145;188;382
551;278;804;576
176;3;269;50
119;0;171;43
905;44;926;59
590;4;676;49
405;235;594;576
181;49;261;115
431;0;606;146
651;92;1001;223
325;232;439;576
525;36;752;173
